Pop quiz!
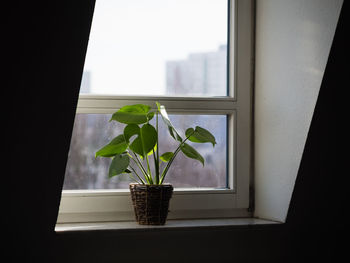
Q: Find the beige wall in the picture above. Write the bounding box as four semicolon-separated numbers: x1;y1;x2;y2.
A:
254;0;343;222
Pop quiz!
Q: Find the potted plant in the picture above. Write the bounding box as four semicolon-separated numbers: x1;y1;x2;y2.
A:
95;102;216;225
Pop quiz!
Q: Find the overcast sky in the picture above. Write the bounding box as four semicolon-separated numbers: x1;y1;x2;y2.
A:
83;0;227;95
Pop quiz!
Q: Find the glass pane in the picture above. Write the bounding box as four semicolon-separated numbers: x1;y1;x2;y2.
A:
81;0;228;97
63;114;227;189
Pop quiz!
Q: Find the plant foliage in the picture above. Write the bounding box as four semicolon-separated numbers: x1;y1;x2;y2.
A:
95;102;217;185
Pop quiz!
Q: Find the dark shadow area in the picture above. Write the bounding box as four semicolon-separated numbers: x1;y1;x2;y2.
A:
6;1;347;262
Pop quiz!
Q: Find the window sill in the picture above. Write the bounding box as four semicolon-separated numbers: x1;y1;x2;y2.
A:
55;217;281;234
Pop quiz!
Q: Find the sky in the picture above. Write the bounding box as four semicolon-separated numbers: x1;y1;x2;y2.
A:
83;0;228;95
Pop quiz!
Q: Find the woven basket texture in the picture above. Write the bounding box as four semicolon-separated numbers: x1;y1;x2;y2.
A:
129;183;173;225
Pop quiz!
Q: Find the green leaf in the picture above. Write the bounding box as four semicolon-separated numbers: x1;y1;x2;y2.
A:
140;124;157;155
124;124;140;142
185;128;195;138
95;135;128;158
110;104;151;124
129;124;157;158
147;144;157;156
186;126;217;147
129;136;144;157
180;143;205;166
160;152;174;162
108;154;130;178
157;103;182;141
147;111;155;121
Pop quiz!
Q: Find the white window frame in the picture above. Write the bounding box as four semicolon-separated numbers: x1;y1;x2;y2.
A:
57;0;253;223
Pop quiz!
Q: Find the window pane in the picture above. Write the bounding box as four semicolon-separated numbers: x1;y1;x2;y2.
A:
81;0;228;96
63;114;227;189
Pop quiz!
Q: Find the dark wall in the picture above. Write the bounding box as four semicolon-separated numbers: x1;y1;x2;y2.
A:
55;225;286;263
7;1;346;262
6;1;95;262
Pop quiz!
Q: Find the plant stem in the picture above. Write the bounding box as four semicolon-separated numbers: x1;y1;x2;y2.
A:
159;132;193;184
145;154;153;184
128;165;146;184
153;149;159;184
134;152;153;184
134;154;149;183
139;125;153;184
128;152;150;184
159;146;181;184
145;154;151;177
154;112;160;184
128;173;142;184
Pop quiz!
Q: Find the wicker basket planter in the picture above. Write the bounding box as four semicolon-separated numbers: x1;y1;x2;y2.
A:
129;183;173;225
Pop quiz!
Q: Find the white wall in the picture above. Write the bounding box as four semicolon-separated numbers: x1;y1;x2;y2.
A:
254;0;343;222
